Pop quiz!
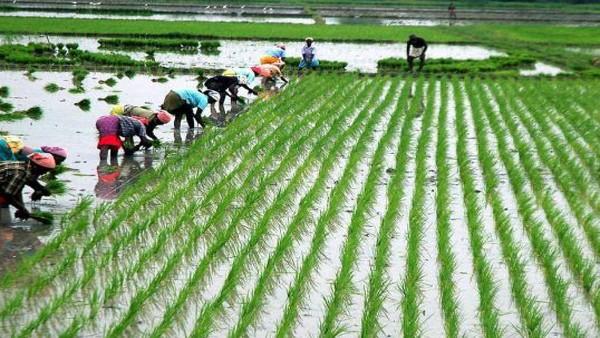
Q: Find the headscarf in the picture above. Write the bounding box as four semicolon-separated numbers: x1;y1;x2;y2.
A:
2;135;24;154
156;110;172;124
110;104;125;115
40;146;67;159
28;153;56;169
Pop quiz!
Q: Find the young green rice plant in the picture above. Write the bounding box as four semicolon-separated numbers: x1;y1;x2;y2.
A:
74;99;90;111
2;76;322;330
5;106;44;120
100;81;342;337
71;67;89;86
44;179;67;195
147;76;366;338
188;78;376;338
98;38;198;50
44;83;62;93
0;100;13;112
285;57;348;71
431;77;461;338
400;77;437;338
0;85;9;98
319;79;402;337
68;86;85;94
464;78;589;336
275;79;393;338
99;77;117;87
463;79;550;337
30;211;54;225
360;78;415;337
494;80;600;257
98;95;119;104
124;69;136;78
42;76;332;332
473;79;600;324
452;77;503;338
151;77;169;83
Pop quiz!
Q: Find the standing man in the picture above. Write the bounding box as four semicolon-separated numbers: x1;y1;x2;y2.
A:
406;34;428;72
298;37;319;76
448;2;457;20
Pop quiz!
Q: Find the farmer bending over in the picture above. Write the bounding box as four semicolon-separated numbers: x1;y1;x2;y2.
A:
96;115;152;160
205;70;258;106
161;89;219;129
407;34;428;72
260;43;286;68
0;153;55;221
111;105;172;142
252;65;288;88
298;37;319;76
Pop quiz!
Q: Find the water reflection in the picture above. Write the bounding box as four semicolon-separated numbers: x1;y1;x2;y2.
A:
0;210;52;275
173;128;201;146
95;154;155;200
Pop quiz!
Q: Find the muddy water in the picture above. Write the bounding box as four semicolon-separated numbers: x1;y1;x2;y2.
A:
2;35;505;73
0;70;256;265
0;10;315;24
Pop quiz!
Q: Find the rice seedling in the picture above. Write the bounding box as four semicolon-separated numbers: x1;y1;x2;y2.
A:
68;87;85;94
30;211;54;225
98;95;119;104
44;83;62;93
0;100;13;112
99;77;117;87
2;74;600;337
0;85;8;98
44;179;68;196
151;77;169;83
74;98;91;111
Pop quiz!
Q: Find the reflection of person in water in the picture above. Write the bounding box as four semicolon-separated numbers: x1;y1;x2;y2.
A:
173;128;200;146
0;226;43;274
95;155;155;200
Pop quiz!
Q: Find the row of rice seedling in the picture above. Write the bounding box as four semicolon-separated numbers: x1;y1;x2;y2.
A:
377;55;536;75
465;78;599;334
225;79;394;338
475;79;600;310
274;78;398;337
460;79;555;337
318;78;403;336
186;78;382;338
103;76;365;337
433;78;461;337
360;78;417;337
493;80;600;258
453;77;504;337
1;76;331;334
0;77;321;300
98;38;200;49
400;77;439;337
11;76;340;335
3;74;600;336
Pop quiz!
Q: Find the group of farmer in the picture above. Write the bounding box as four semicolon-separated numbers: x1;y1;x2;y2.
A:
1;34;435;223
0;136;68;223
95;37;319;160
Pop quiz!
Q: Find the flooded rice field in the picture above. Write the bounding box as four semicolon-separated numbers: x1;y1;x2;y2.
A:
1;35;505;73
519;62;565;76
1;74;599;337
0;10;316;24
0;70;251;224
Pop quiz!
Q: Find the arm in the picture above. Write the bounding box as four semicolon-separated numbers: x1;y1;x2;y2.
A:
146;122;158;141
5;193;30;219
240;84;258;95
27;179;51;201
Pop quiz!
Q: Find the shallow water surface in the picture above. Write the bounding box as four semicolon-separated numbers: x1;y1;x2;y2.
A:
2;35;505;73
519;62;564;76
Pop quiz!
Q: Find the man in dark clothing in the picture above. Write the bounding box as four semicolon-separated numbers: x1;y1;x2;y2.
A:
204;75;258;106
406;34;428;72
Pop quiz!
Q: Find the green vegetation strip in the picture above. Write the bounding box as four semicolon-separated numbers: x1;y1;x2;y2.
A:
2;17;600;45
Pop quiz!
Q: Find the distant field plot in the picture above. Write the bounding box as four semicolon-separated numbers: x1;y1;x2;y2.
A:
0;74;599;337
